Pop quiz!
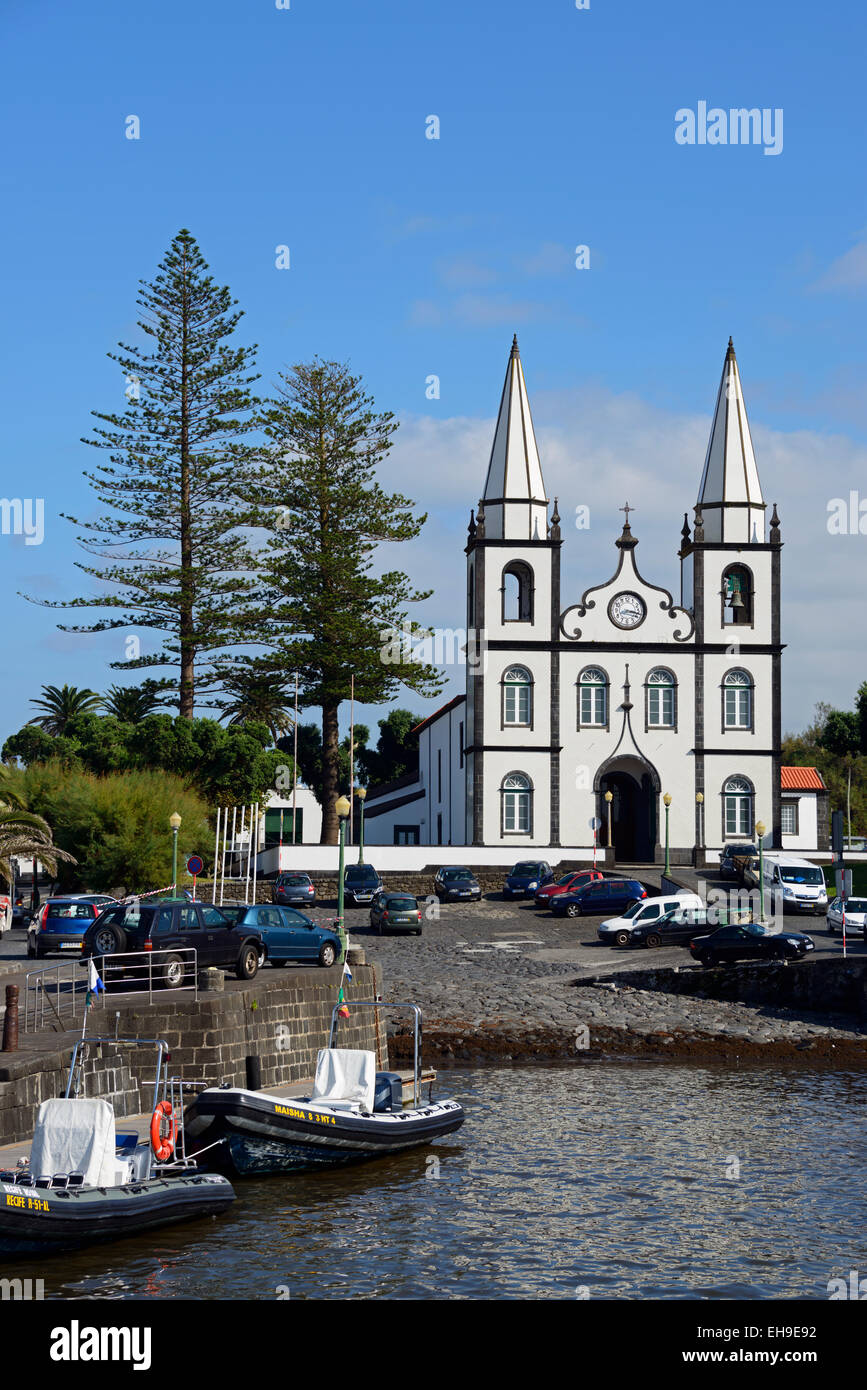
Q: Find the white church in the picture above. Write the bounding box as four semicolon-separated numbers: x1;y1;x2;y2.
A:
364;338;827;864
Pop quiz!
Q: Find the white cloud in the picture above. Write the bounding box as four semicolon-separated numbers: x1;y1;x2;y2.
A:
812;235;867;293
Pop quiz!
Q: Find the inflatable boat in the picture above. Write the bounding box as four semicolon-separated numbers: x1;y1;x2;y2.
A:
185;1002;465;1176
0;1037;235;1255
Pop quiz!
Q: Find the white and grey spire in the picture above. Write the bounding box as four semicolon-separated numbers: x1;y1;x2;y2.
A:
696;338;765;544
480;335;548;540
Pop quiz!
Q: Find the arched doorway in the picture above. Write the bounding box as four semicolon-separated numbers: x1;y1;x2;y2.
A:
598;757;658;864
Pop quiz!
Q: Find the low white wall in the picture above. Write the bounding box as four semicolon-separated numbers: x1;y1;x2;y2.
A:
270;844;613;873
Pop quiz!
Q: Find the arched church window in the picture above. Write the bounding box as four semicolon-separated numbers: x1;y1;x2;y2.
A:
723;669;753;729
646;668;676;728
723;565;753;626
723;776;754;838
502;666;533;727
501;772;532;834
578;667;608;728
502;562;534;622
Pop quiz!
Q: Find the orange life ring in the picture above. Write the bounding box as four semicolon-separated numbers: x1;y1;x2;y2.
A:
150;1101;175;1161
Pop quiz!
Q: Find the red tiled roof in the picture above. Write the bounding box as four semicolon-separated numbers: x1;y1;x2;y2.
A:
781;766;826;791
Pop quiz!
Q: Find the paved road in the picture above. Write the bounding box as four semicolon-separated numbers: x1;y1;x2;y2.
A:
4;896;862;986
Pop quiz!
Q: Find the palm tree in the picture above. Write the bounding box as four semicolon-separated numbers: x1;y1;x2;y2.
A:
217;668;294;745
28;684;102;736
101;680;170;724
0;808;76;887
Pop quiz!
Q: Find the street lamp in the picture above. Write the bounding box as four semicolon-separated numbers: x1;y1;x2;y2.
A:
169;812;182;893
604;790;613;851
335;795;351;963
696;792;704;854
755;819;766;922
356;786;367;865
663;794;672;877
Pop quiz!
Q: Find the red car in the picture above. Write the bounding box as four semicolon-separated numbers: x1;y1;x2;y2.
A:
534;870;604;909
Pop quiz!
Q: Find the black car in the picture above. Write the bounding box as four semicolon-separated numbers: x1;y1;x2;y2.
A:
272;871;316;907
503;860;553;899
433;867;482;902
82;899;262;986
627;906;712;949
720;843;759;879
369;893;423;935
551;878;646;918
343;864;383;906
689;922;815;967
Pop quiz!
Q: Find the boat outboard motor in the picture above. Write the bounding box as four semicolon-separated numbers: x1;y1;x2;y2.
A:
373;1072;403;1114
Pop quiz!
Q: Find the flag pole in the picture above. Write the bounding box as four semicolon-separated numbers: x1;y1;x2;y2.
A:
292;671;299;846
349;674;355;845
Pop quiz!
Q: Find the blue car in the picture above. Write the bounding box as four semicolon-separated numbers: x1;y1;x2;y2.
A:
503;860;554;899
27;896;118;959
219;904;340;968
551;878;647;919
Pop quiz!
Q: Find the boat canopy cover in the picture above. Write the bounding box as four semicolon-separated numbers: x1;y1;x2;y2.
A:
30;1098;118;1187
311;1049;376;1112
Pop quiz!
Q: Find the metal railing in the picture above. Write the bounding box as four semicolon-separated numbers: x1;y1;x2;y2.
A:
24;948;198;1032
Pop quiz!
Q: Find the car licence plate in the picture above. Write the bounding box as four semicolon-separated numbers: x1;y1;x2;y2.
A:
60;942;82;949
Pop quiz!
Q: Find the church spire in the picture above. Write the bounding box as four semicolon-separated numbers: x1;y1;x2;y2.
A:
480;335;548;540
696;337;766;544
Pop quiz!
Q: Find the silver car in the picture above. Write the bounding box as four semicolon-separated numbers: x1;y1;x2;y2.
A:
826;897;867;938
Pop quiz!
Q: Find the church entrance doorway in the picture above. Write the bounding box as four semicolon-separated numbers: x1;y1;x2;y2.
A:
599;762;658;864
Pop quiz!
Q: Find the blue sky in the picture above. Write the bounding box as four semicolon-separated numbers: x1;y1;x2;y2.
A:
2;0;866;745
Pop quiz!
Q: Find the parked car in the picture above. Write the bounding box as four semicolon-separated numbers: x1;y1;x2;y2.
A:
551;878;647;918
272;871;316;908
82;899;262;986
369;893;423;935
597;892;704;947
688;922;815;967
534;869;604;908
826;897;867;937
218;903;341;967
433;867;482;902
12;896;33;927
720;843;759;879
761;856;828;915
503;861;553;899
623;905;713;950
27;896;119;959
343;864;383;906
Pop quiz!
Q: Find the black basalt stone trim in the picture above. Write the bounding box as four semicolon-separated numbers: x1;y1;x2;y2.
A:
550;539;561;846
472;544;486;846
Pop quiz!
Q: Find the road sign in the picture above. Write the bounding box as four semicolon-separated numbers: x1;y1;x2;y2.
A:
589;817;601;831
186;855;204;877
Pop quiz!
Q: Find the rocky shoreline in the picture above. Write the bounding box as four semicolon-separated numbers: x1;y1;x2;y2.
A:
387;974;867;1068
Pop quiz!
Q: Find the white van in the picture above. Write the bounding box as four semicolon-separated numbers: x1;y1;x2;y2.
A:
762;856;828;915
597;892;704;945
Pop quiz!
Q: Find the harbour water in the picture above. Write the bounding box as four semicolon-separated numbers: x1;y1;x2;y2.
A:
18;1062;867;1300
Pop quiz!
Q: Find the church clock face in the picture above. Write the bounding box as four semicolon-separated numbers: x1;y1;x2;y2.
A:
608;591;646;629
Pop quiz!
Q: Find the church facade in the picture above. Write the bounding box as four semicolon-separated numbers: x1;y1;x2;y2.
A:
365;337;789;863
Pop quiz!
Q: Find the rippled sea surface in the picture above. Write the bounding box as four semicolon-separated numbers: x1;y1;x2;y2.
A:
20;1063;867;1300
